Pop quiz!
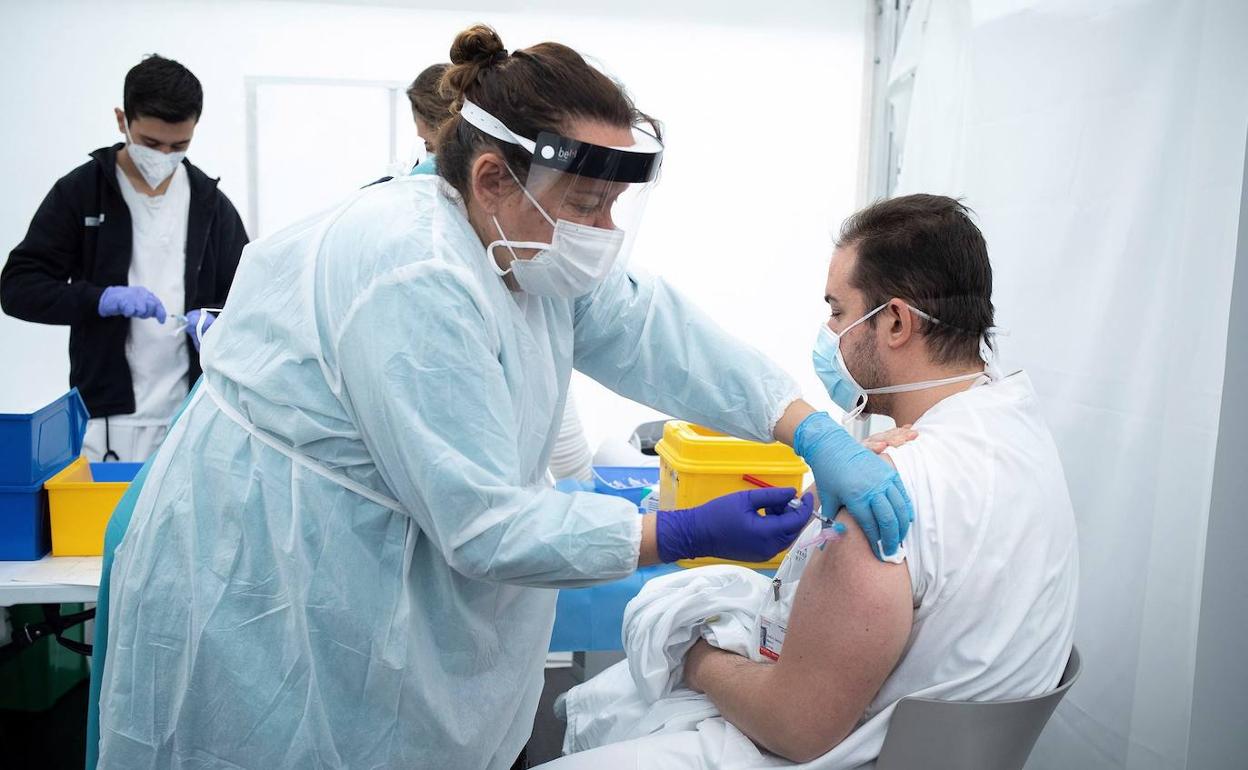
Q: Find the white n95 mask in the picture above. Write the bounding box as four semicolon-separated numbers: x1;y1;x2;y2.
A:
487;166;625;298
813;302;993;424
125;124;186;188
488;217;624;298
457;99;662;299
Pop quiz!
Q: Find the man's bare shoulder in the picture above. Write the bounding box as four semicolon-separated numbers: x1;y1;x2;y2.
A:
768;510;914;758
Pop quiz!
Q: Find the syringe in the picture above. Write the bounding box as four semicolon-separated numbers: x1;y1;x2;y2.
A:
742;474;842;550
741;474;807;513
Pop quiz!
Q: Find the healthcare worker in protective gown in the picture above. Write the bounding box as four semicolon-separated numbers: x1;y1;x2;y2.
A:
98;25;912;770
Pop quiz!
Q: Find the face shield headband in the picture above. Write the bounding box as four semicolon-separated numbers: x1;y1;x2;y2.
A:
458;99;663;185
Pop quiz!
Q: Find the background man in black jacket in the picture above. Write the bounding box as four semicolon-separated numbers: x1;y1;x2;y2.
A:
0;54;247;462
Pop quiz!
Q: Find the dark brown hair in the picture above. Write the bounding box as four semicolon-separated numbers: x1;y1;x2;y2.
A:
406;63;452;128
837;194;995;367
435;24;654;197
124;54;202;123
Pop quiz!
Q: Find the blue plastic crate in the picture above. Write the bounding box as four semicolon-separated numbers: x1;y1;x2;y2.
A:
0;476;52;561
0;389;89;486
89;462;144;483
592;466;660;507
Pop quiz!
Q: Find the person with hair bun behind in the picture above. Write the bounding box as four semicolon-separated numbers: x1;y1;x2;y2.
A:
406;62;450;175
96;24;912;769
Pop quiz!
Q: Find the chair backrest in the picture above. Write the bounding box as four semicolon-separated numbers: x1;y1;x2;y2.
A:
876;646;1081;770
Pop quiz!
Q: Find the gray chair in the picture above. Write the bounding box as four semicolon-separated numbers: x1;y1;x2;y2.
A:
877;646;1081;770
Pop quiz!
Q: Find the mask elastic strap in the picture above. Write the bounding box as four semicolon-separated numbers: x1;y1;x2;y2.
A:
838;401;868;426
911;304;1005;379
826;304;889;400
840;396;868;427
848;301;934;337
487;216;550;277
908;305;939;324
503;164;556;228
486;165;559;278
841;302;890;337
981;326;1006;379
863;370;987;396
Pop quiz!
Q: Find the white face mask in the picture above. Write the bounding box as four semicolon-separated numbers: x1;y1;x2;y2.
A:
486;166;625;298
125;124;186;189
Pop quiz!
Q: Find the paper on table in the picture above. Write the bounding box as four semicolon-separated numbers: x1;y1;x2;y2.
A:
8;556;103;587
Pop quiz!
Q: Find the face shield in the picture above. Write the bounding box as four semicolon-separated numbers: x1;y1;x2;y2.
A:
460;99;662;292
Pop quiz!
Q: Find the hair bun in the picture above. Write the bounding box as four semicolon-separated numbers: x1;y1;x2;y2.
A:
444;24;507;104
450;23;506;66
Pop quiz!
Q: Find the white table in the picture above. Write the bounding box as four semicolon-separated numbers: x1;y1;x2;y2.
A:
0;555;101;606
0;557;574;670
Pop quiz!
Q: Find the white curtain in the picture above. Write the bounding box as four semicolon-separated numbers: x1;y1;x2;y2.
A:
885;1;1248;768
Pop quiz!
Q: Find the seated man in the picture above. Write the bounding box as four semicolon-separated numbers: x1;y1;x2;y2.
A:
541;194;1079;768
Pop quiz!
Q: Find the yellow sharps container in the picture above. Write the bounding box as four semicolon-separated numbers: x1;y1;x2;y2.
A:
655;421;810;569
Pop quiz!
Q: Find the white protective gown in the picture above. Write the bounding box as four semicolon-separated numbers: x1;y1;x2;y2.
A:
99;175;801;769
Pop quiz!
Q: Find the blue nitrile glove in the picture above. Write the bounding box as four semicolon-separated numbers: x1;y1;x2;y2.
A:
98;285;167;322
656;488;813;563
184;309;216;351
554;478;597;493
794;411;914;560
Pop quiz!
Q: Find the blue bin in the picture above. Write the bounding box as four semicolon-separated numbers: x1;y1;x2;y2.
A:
592;466;660;507
0;389;89;486
88;462;144;483
0;475;53;561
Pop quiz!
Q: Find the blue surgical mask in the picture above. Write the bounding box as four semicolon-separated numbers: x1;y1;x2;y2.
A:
813;302;993;423
812;303;887;420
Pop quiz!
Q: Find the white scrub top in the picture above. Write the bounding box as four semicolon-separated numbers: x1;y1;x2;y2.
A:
84;165;191;462
793;371;1078;768
115;163;190;424
99;175;801;769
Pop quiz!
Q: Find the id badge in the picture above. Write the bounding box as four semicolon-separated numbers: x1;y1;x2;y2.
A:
758;615;787;661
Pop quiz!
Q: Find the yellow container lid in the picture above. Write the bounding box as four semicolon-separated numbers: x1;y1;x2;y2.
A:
656;421;807;475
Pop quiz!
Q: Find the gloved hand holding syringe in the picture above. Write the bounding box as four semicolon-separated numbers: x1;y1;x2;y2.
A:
743;474;845;550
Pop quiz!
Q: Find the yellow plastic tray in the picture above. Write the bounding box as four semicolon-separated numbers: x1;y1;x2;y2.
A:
655;422;809;569
44;456;133;556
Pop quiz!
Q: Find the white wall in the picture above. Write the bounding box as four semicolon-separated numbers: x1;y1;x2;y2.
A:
882;1;1248;768
0;0;868;447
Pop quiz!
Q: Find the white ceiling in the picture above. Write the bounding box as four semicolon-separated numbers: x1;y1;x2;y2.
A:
278;0;867;28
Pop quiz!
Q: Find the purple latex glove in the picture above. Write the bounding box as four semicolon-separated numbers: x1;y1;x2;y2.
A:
98;286;166;322
656;487;813;563
184;309;216;351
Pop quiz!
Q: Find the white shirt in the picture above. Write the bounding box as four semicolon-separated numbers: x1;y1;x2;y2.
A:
114;164;190;426
805;370;1080;768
